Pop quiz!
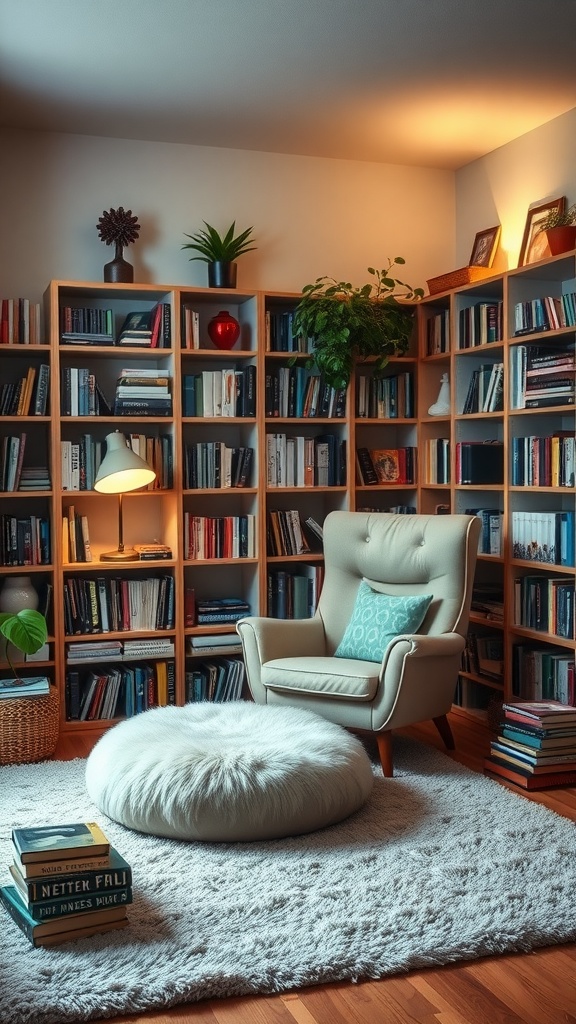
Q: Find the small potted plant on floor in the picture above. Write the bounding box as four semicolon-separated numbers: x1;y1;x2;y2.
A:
182;220;257;288
292;259;424;389
538;203;576;256
0;608;58;765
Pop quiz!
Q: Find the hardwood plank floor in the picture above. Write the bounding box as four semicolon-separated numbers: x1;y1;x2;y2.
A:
51;714;576;1024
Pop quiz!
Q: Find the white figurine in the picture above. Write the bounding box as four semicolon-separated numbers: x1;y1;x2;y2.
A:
428;373;450;416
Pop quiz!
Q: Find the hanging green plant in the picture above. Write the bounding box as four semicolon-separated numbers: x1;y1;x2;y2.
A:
292;260;424;389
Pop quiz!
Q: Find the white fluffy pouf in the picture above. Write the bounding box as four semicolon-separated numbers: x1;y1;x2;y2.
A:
85;701;374;842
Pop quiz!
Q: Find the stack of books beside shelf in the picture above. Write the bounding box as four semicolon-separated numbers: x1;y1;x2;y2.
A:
485;701;576;790
182;367;256;417
0;822;131;948
113;368;172;417
185;656;245;702
1;296;42;344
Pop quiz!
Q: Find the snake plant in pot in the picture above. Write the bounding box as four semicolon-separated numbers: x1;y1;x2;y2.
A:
292;259;424;389
182;220;257;288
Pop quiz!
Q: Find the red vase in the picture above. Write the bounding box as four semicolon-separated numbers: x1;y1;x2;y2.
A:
207;310;241;350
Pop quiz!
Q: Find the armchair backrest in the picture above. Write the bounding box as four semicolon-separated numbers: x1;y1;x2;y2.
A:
318;512;481;654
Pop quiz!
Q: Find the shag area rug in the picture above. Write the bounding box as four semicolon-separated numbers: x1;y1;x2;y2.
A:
1;736;576;1024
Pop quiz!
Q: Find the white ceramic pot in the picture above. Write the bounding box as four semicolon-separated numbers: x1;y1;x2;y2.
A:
0;576;39;613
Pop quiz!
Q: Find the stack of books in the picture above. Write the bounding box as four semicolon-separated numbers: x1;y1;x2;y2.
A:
485;700;576;790
0;822;132;947
113;367;172;417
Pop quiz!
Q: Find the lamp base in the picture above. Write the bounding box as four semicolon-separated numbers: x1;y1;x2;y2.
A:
99;547;138;562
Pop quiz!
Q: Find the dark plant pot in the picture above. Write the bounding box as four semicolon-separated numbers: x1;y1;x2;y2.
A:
208;261;237;288
104;243;134;283
545;226;576;257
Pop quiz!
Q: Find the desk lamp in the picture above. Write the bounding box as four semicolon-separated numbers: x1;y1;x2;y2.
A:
94;431;156;561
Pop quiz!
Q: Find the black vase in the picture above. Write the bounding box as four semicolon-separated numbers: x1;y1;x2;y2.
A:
208;261;237;288
104;243;134;283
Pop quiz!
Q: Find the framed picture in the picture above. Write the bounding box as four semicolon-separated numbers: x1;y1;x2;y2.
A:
469;226;501;268
518;197;566;267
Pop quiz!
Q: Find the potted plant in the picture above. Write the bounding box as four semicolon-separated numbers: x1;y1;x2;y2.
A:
0;608;48;682
538;204;576;256
292;259;424;389
182;220;257;288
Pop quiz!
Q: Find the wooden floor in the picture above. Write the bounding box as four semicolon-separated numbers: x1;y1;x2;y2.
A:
53;714;576;1024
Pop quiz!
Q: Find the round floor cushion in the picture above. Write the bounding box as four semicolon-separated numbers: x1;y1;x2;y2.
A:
85;701;374;842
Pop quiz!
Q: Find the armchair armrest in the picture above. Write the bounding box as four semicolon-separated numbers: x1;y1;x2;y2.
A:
237;615;326;703
373;632;466;730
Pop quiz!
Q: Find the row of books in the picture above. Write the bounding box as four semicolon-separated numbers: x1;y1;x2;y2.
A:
513;294;576;335
455;440;503;485
264;367;346;419
510;345;575;409
0;297;42;345
183;514;256;560
462;631;504;680
512;645;575;703
264;309;310;353
60;366;112;416
356;372;414;419
465;507;503;556
485;700;576;790
113;367;172;417
61;433;173;491
185;658;245;703
511;510;575;567
1;364;49;416
458;301;503;349
426;309;450;355
513;575;574;640
461;361;503;414
266;433;346;487
66;660;176;720
183;443;253;490
355;447;417;486
1;433;28;492
62;506;92;562
267;509;314;557
0;822;130;947
182;366;256;417
1;514;51;566
425;438;450;485
63;574;175;635
67;637;175;661
511;432;575;488
267;565;324;619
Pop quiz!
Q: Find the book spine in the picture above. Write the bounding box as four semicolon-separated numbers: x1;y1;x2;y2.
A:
18;863;132;902
29;886;132;919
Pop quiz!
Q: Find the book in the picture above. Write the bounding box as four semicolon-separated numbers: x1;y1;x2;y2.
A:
0;885;128;947
502;701;576;726
12;822;110;864
10;847;131;903
0;676;50;699
484;757;576;790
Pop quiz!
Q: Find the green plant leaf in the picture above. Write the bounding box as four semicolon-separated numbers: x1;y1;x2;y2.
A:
0;609;48;656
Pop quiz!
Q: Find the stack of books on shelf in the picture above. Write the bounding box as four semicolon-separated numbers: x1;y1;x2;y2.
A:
67;638;176;662
0;676;51;700
510;345;575;410
0;822;131;948
117;304;171;348
60;306;114;345
18;465;51;491
195;598;250;624
183;367;256;418
1;296;42;345
113;367;172;417
355;447;417;486
485;701;576;790
188;633;243;656
470;583;504;622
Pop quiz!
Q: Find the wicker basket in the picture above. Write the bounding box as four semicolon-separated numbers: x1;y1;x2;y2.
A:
0;686;60;765
426;265;492;296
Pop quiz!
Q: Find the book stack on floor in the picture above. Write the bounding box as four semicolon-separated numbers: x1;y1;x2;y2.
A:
484;700;576;790
0;822;132;947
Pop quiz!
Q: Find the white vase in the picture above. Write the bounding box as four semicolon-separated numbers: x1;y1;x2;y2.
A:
0;576;39;613
428;373;451;416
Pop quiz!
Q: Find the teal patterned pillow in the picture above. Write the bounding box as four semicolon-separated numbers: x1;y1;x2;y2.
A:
335;582;432;662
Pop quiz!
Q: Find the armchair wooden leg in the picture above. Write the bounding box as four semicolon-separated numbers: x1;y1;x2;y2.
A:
376;732;394;777
433;714;455;751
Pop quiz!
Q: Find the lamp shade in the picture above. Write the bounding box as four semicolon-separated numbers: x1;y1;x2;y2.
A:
94;432;156;494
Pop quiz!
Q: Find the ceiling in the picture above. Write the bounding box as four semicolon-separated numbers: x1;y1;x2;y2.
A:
1;0;576;170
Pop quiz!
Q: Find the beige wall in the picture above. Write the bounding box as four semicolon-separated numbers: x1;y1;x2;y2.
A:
0;128;454;304
455;107;576;271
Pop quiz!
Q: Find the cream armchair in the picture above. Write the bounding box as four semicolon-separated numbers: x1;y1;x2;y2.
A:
237;511;481;776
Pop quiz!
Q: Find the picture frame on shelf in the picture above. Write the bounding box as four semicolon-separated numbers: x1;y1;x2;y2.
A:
469;225;501;268
518;197;566;267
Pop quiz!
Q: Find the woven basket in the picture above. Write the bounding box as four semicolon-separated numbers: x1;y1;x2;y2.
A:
0;686;60;765
426;265;492;296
